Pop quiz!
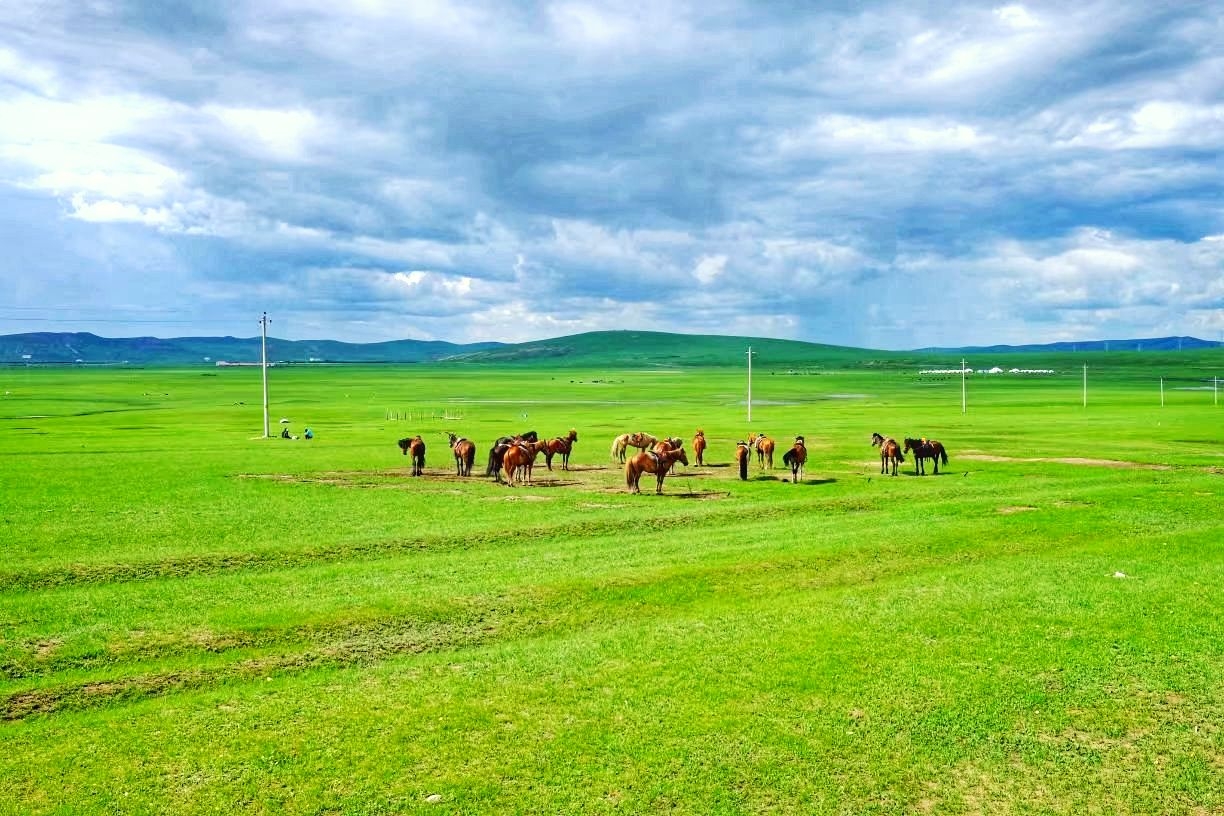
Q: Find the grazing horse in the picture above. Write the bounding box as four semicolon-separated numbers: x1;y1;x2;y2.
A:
397;435;426;477
735;441;751;481
543;429;579;471
610;433;631;463
611;431;658;463
625;447;689;494
749;433;776;469
502;439;549;486
870;432;904;476
903;437;949;475
783;436;807;483
692;429;707;466
446;433;476;477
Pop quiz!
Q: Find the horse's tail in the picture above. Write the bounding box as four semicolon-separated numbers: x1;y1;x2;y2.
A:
610;437;620;458
464;446;475;472
940;447;948;465
783;449;795;467
739;452;748;481
624;459;634;489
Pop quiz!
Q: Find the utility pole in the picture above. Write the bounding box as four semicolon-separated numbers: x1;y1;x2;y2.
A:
746;347;756;424
961;358;967;414
1083;364;1087;408
261;311;270;438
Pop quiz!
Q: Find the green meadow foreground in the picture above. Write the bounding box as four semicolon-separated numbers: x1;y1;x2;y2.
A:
1;360;1222;814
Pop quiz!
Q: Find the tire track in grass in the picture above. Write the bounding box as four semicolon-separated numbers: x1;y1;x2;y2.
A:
0;496;889;592
2;517;1089;720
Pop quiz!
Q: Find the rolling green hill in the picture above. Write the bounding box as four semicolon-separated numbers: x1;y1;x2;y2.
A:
439;330;895;368
2;329;1220;372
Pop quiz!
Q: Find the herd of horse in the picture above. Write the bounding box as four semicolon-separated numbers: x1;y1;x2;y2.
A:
397;429;950;493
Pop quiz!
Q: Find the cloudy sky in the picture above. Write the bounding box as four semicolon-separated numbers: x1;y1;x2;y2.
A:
1;1;1221;349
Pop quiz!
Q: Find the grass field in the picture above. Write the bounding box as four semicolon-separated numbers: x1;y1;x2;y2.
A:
2;356;1223;814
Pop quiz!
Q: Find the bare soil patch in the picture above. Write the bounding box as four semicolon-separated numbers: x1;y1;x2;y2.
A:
959;454;1171;470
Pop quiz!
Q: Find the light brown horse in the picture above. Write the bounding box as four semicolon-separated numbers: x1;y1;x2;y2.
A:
611;431;658;463
692;429;707;466
446;432;476;476
783;435;807;483
543;429;578;471
870;432;904;476
735;441;751;480
397;435;426;477
502;439;549;486
625;447;689;494
749;433;775;469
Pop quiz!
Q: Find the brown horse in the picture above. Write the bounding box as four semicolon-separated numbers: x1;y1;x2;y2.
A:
749;433;775;469
871;432;904;476
651;436;685;473
543;429;578;471
783;436;807;483
692;429;707;466
446;432;476;476
735;441;751;480
625;447;689;494
397;435;426;477
903;437;949;475
502;439;549;486
487;431;539;477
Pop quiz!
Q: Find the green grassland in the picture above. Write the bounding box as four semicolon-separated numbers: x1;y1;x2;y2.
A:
1;352;1223;814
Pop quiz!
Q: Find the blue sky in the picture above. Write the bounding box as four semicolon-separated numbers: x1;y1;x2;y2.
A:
1;0;1221;348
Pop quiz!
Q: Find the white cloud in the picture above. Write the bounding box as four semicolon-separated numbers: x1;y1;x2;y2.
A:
693;254;727;285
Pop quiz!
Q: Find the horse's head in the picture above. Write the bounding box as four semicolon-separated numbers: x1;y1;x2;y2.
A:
568;428;578;442
903;438;916;453
795;435;805;445
398;438;410;454
446;432;457;445
675;447;689;466
871;432;883;446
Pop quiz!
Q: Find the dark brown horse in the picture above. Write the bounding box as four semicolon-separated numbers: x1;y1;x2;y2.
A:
903;437;949;475
692;429;707;466
749;433;775;469
625;447;689;494
783;436;807;483
502;439;549;486
446;432;476;476
871;432;904;476
735;441;751;481
397;435;426;476
543;429;578;471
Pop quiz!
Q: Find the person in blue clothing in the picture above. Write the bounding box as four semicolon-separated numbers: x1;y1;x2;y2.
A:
303;428;313;439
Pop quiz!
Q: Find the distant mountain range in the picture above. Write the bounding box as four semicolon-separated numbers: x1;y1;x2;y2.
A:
0;330;1218;367
0;332;501;365
916;336;1220;354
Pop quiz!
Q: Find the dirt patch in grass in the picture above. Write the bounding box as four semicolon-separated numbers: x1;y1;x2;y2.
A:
959;454;1172;470
997;506;1038;514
